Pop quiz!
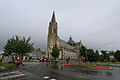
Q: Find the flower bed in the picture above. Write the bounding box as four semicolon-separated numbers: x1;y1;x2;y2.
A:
64;64;72;66
64;63;110;70
87;66;110;70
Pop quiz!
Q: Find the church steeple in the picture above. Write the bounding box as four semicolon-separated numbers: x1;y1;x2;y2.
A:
68;35;75;46
47;11;58;51
69;35;72;40
51;11;56;23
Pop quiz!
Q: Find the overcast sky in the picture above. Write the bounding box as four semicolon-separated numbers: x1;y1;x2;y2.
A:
0;0;120;51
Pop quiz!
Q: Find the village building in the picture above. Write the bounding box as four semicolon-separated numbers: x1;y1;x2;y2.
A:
27;48;45;60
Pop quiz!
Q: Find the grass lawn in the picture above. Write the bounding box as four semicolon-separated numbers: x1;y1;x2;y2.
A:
72;62;96;66
0;62;15;70
115;62;120;64
96;61;120;64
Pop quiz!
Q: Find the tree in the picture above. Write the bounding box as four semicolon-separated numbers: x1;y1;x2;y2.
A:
66;57;70;63
87;49;97;62
100;50;109;61
108;51;115;56
51;44;60;60
79;46;88;61
114;50;120;61
95;50;99;61
4;35;34;56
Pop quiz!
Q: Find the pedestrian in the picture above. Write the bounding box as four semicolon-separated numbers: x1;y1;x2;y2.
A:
19;58;23;68
16;57;22;68
16;59;19;68
12;57;15;64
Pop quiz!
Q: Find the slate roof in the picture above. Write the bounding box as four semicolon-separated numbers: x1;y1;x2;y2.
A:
59;39;68;44
68;36;75;44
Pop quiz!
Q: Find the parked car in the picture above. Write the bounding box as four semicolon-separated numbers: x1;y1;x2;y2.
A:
32;58;40;62
40;58;48;62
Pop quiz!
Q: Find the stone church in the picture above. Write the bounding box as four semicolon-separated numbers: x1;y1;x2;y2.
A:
46;12;83;59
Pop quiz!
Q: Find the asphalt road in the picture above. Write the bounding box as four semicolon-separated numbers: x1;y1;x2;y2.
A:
0;62;120;80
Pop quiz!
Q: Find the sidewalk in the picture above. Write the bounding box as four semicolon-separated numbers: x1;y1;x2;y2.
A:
0;62;41;72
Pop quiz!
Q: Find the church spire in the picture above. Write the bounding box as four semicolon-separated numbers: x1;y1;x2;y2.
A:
51;11;56;23
69;35;72;40
68;35;75;46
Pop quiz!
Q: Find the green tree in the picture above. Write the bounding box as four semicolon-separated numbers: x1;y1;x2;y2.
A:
51;44;60;60
87;49;97;62
99;54;104;62
4;35;34;56
79;46;87;61
108;51;115;56
114;50;120;61
95;50;99;61
79;47;99;62
66;57;70;63
100;50;109;61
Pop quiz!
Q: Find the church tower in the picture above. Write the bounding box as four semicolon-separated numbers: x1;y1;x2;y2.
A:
46;11;58;58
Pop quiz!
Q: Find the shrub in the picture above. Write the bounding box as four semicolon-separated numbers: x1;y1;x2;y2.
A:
66;57;70;63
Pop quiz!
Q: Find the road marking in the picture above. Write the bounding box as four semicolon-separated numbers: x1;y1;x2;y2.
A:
0;71;20;76
1;74;25;79
43;76;49;79
0;71;25;80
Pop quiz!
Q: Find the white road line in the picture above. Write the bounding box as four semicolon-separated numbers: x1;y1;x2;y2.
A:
1;74;25;80
43;76;49;79
50;78;56;80
0;71;20;76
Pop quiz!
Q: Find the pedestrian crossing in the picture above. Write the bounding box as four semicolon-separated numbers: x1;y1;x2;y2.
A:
0;71;57;80
0;70;25;80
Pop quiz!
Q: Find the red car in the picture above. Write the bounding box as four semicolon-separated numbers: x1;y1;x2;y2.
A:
40;58;48;62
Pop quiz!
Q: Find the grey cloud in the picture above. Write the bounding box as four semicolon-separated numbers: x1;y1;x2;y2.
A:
0;0;120;51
